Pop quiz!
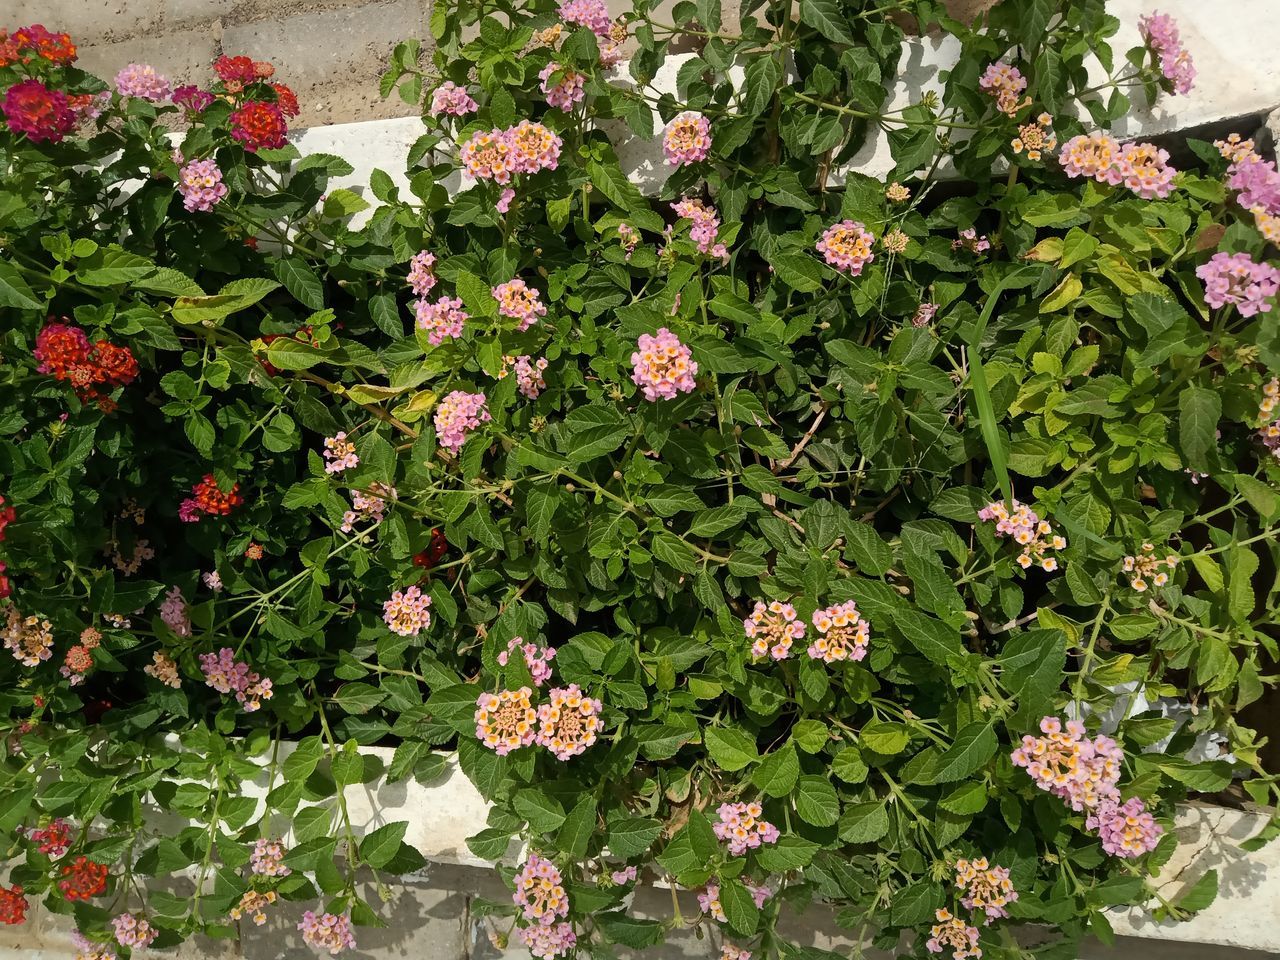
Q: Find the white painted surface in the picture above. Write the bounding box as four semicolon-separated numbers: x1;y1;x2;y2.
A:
286;0;1280;219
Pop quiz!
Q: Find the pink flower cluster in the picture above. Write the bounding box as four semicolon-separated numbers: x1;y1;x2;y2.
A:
978;62;1028;116
514;854;569;925
383;584;433;636
71;930;117;960
631;328;697;401
177;159;228;212
977;499;1065;572
462;121;562;184
322;432;359;473
1122;543;1179;592
539;63;585;112
513;355;549;399
1138;11;1195;94
926;909;981;960
518;922;576;959
475;687;537;754
407;250;438;297
114;63;170;101
722;946;752;960
341;484;393;532
817;220;875;276
434;390;490;453
497;635;556;686
1011;717;1123;811
250;838;291;877
200;648;274;712
1195;252;1278;317
952;228;990;254
429;81;478;118
954;857;1017;922
1226;153;1280;217
610;865;638;885
559;0;611;35
671;198;729;260
160;586;191;637
913;302;939;328
1086;796;1163;859
1258;379;1280;461
298;911;356;955
111;913;157;948
712;801;780;856
808;600;871;663
415;296;468;346
744;600;805;661
1057;134;1177;199
663;111;711;167
537;684;603;760
493;278;547;330
698;883;771;922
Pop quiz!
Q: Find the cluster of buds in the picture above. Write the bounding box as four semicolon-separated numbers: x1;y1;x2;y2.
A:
977;499;1065;573
1121;543;1178;592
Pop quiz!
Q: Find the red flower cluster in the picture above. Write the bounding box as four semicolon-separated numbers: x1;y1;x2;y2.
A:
0;885;27;925
2;78;75;144
0;563;11;600
0;495;15;542
33;323;140;409
230;100;287;152
179;474;244;523
0;24;77;67
58;856;108;900
213;54;256;87
272;82;300;118
30;817;73;857
413;528;449;570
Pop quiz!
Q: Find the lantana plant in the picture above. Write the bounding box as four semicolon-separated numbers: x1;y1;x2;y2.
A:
0;1;1278;958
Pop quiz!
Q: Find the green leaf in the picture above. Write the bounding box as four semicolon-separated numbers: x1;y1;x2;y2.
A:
933;723;997;783
360;821;409;868
799;0;855;44
744;55;782;116
751;743;800;796
894;608;964;667
335;682;386;714
793;775;840;826
274;258;325;309
837;800;889;843
1175;870;1218;913
0;261;42;309
1178;386;1220;472
719;879;761;936
514;788;567;833
558;795;597;860
704;726;760;772
607;815;664;859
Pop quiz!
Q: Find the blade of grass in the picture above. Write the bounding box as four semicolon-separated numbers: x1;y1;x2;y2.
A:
964;268;1036;510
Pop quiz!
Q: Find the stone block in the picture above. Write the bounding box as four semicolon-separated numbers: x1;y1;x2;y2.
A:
164;0;237;29
7;0;159;43
220;0;426;92
73;28;218;89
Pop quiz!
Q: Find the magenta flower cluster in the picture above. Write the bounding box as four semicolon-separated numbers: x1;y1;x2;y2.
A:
663;111;711;167
1057;134;1177;200
1012;717;1161;858
671;198;729;260
539;63;585;112
816;219;875;275
1227;153;1280;217
434;390;491;453
429;81;478;118
1138;11;1195;94
712;801;780;856
111;913;157;949
199;647;274;712
382;584;433;636
497;635;556;686
415;296;468;346
159;585;192;637
1195;251;1279;317
177;159;228;212
513;355;549;399
297;911;356;955
493;278;547;330
407;250;438;297
631;327;697;401
114;63;170;101
172;84;213;113
559;0;611;35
